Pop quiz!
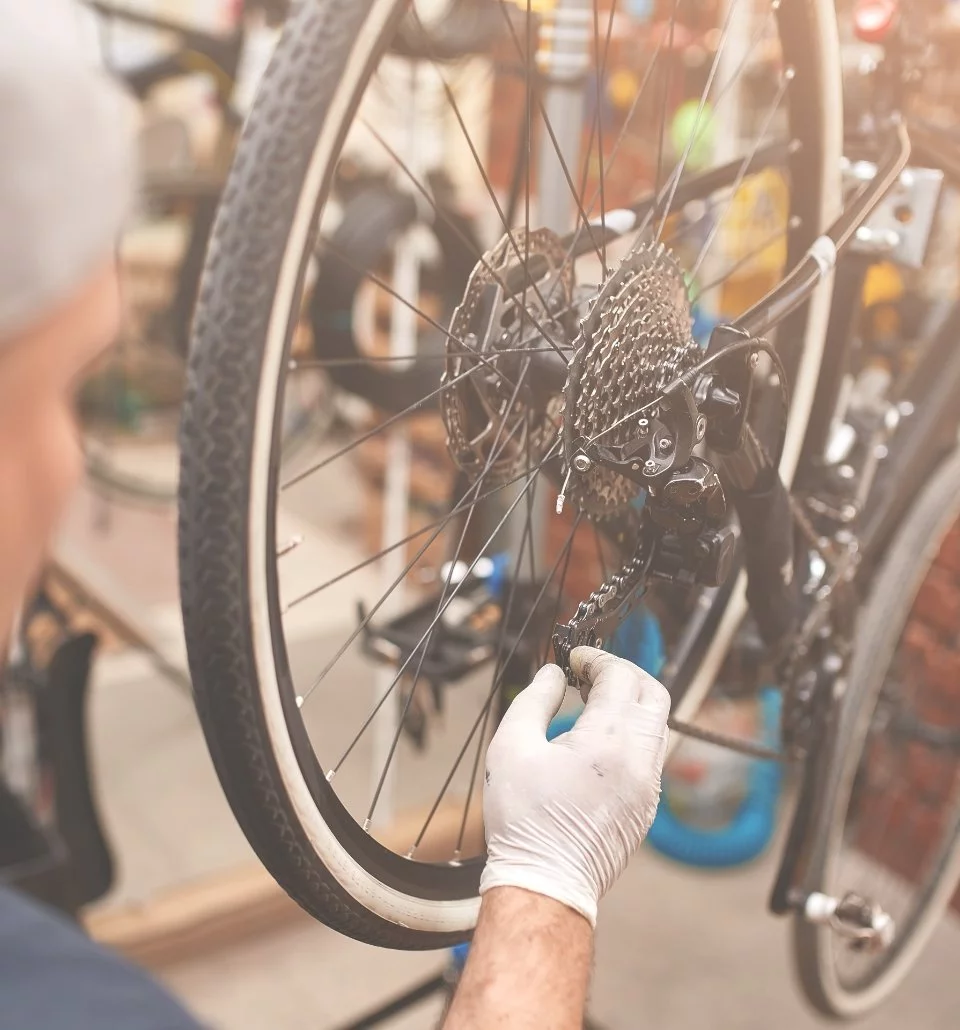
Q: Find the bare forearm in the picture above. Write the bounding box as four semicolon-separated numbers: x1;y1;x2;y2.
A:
443;887;593;1030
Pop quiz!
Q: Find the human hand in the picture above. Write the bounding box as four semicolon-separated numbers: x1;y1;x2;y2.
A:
479;646;671;927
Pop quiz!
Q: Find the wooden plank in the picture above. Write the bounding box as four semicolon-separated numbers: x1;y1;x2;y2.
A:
49;544;192;694
85;802;484;969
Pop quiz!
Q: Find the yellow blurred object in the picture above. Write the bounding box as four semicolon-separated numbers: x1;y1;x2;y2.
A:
607;67;640;111
505;0;557;10
720;270;779;319
861;261;904;308
719;169;789;279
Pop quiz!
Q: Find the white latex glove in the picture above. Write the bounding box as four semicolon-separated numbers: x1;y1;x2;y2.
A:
480;646;671;927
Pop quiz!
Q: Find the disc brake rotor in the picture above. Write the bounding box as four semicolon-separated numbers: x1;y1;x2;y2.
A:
441;228;571;483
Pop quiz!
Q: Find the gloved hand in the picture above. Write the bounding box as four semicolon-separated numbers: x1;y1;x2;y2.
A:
479;646;671;927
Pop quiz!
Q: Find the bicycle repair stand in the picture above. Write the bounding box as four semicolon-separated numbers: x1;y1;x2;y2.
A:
327;944;609;1030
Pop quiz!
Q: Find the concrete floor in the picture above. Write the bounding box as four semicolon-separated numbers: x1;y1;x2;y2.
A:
64;465;960;1030
83;620;960;1030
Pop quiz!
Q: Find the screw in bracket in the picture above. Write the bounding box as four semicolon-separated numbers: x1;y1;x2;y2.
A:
572;453;592;473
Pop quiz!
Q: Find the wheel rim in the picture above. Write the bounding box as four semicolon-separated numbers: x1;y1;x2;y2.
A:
235;0;836;922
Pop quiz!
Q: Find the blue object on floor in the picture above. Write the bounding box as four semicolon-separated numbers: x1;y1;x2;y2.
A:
610;608;783;868
645;689;783;868
450;942;470;972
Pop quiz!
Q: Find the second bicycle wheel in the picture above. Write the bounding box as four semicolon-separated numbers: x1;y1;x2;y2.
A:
795;447;960;1019
180;0;840;947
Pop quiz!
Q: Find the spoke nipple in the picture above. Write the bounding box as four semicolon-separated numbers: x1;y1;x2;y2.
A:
296;695;304;708
278;534;304;558
325;768;336;782
451;849;462;865
405;846;416;860
784;66;795;82
288;359;298;371
362;818;372;833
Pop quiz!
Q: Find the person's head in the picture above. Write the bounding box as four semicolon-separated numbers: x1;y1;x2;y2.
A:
0;0;135;633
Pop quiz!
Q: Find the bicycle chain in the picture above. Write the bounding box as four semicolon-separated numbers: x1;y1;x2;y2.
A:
552;551;652;677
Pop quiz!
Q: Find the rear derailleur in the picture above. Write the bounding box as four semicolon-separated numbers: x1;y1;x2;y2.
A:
554;331;799;682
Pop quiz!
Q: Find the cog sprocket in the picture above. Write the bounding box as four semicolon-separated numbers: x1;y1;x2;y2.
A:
563;240;700;515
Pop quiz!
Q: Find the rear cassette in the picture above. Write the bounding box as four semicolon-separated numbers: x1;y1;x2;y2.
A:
562;240;700;515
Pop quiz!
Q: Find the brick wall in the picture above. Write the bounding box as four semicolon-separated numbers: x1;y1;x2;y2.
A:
852;524;960;912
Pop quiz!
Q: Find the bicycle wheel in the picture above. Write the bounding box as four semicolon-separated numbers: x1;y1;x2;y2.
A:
795;447;960;1019
179;0;840;947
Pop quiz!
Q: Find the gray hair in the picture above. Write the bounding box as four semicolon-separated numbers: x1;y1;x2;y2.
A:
0;0;135;337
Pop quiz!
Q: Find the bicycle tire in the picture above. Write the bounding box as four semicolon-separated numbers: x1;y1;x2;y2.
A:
179;0;840;948
794;446;960;1019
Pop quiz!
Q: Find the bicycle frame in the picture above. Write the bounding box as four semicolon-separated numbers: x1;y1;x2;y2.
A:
768;117;960;915
87;0;245;103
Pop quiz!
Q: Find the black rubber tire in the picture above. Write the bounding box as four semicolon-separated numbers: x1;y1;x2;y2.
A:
179;0;468;949
794;447;960;1018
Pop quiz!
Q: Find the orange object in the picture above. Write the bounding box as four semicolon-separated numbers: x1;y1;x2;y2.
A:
854;0;900;44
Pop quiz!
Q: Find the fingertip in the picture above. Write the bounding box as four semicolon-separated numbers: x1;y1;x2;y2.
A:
496;664;567;740
533;663;567;687
568;645;604;681
571;647;672;711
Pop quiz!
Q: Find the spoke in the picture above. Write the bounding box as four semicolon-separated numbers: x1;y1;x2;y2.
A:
408;11;570;338
410;514;583;856
523;429;538;585
687;70;791;284
544;12;671;302
540;516;579;667
591;0;618;275
281;361;481;491
362;353;538;825
328;456;550;779
653;0;681;196
288;427;554;618
364;484;483;830
318;240;530;391
553;3;781;285
493;1;606;265
523;0;533;342
361;117;570;365
453;447;541;859
294;446;546;707
592;521;609;582
690;220;796;302
654;0;743;243
290;346;565;369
